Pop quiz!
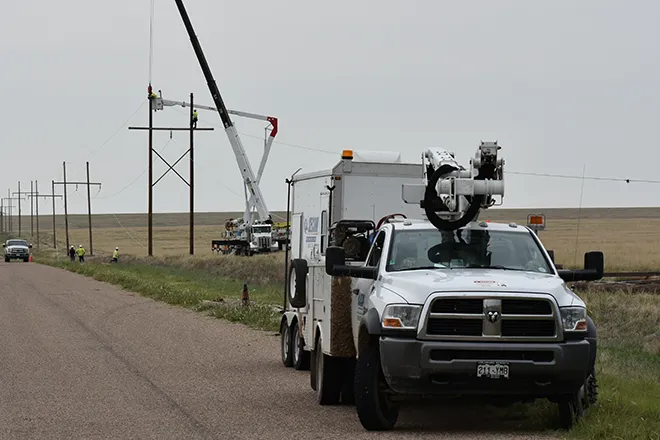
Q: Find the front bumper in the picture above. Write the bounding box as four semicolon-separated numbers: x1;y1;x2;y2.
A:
6;252;29;259
379;336;591;397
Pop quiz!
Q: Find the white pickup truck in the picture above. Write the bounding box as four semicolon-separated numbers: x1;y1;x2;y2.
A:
324;217;601;430
3;238;32;262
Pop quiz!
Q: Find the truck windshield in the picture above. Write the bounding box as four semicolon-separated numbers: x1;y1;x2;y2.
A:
7;240;28;247
251;226;271;234
385;228;552;274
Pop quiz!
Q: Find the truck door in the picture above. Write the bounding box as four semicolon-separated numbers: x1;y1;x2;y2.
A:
352;230;386;349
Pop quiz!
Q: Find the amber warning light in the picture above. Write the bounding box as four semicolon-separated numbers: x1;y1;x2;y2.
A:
527;214;546;231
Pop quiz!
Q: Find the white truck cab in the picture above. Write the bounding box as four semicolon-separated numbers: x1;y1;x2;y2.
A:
280;144;603;431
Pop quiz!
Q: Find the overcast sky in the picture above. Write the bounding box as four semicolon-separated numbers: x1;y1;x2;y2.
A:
1;0;658;216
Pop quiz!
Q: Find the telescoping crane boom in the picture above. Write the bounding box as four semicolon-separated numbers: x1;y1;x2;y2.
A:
151;95;278;219
172;0;273;225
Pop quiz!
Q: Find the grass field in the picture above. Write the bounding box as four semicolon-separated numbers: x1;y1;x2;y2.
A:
11;207;660;271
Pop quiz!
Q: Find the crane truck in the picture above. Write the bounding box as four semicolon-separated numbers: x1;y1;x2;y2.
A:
170;0;278;256
280;143;602;431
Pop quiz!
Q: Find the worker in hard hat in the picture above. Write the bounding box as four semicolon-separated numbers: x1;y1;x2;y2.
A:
192;109;198;128
111;247;119;263
77;245;86;263
68;245;76;262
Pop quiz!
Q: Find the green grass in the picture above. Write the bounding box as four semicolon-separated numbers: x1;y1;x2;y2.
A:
33;249;660;439
37;251;284;333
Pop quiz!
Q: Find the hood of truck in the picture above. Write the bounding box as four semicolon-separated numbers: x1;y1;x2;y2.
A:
380;268;583;307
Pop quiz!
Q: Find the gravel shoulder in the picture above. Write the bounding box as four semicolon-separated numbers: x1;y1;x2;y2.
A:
0;262;557;439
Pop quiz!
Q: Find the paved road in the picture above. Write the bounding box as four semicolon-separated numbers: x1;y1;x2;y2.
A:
0;262;556;439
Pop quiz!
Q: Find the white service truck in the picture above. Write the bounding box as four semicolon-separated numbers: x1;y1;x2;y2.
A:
279;143;602;431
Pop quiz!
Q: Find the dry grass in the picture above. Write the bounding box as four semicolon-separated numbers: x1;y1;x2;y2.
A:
19;207;660;273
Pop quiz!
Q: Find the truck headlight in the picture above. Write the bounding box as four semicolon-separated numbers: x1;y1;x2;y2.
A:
382;304;422;330
560;307;588;332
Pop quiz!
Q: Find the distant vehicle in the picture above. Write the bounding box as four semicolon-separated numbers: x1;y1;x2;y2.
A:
3;239;32;262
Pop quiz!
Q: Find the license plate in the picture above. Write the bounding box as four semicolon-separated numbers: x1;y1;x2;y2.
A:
476;361;509;379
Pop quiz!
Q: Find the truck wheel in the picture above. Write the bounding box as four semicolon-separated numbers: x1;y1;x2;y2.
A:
288;259;308;309
354;340;399;430
315;334;342;405
292;320;310;371
557;387;585;430
585;368;598;407
280;320;294;367
4;257;9;263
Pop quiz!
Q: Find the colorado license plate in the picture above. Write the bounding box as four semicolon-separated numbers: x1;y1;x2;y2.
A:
476;361;509;379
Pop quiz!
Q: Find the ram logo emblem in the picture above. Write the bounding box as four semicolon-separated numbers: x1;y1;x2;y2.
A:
486;310;500;323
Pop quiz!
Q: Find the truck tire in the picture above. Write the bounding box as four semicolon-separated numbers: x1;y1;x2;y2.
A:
354;339;399;430
292;320;310;371
288;259;308;309
280;320;294;367
4;257;9;262
315;334;342;405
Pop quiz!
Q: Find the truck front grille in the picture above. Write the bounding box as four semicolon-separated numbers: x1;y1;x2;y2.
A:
422;295;560;342
258;236;271;248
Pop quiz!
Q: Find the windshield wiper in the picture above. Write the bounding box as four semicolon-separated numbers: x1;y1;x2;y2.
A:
394;266;446;272
465;265;526;271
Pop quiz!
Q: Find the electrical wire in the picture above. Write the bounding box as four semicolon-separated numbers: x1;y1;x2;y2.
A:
112;213;147;250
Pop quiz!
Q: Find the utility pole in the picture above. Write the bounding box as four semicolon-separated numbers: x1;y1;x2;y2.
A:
12;181;24;236
30;181;34;237
86;162;93;255
128;91;212;256
3;193;20;233
14;182;41;239
189;92;194;255
27;181;62;250
53;162;101;255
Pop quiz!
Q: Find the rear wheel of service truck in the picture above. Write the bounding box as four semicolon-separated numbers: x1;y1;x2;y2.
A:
315;335;341;405
292;320;310;371
354;340;399;431
280;321;293;367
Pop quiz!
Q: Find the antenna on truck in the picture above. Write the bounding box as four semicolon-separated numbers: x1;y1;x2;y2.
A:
401;141;505;231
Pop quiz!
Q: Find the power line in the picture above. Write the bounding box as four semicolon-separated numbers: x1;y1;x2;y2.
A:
508;171;660;184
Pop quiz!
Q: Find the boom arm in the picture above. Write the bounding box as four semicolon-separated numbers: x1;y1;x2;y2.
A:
402;141;505;230
173;0;272;223
153;96;278;212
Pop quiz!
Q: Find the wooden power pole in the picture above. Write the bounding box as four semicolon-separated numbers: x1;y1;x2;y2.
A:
27;180;62;249
54;162;101;255
128;91;212;256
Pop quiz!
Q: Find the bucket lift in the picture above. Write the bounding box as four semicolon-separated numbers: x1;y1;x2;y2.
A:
150;93;278;225
402;141;505;230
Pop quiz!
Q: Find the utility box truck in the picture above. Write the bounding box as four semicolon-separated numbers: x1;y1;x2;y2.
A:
280;143;603;431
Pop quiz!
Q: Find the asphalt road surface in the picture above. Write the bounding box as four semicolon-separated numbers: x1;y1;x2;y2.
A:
0;262;557;440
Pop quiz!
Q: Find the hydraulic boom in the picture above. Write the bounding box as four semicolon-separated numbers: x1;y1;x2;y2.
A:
152;95;278;218
173;0;272;223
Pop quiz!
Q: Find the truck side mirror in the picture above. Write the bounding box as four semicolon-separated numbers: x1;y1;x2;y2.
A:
558;251;604;282
325;245;378;280
325;246;346;274
2;244;4;247
29;244;33;248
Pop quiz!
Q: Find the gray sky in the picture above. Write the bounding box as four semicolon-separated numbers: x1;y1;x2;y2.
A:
2;0;659;216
